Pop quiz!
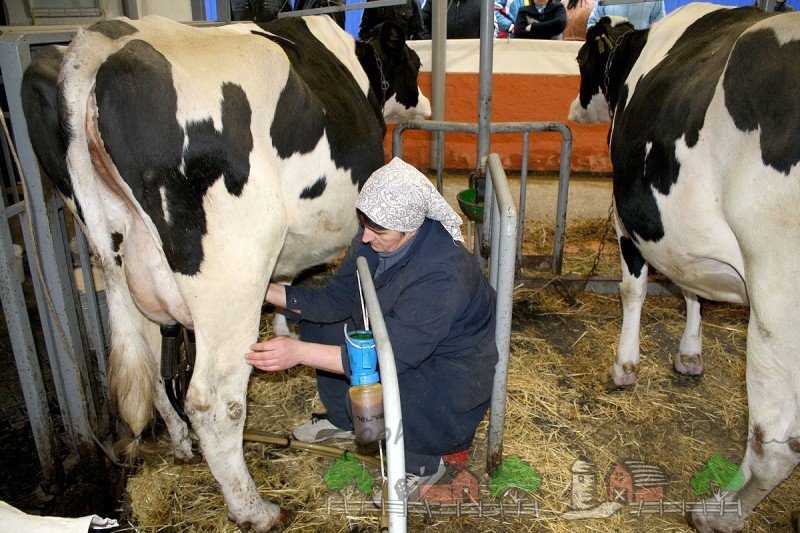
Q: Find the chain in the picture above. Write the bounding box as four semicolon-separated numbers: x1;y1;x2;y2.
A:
367;39;389;104
603;29;633;119
552;199;615;304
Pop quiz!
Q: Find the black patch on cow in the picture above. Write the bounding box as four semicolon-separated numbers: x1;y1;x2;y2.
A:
271;70;326;157
299;176;327;199
619;236;646;278
114;255;122;267
610;8;770;243
88;20;138;39
95;40;253;275
21;46;72;198
723;27;800;175
111;232;123;252
253;18;386;188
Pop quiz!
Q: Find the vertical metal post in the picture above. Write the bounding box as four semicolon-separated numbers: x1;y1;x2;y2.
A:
356;257;406;533
551;124;573;275
517;132;530;263
476;0;494;172
74;221;110;419
429;0;446;170
485;154;517;475
0;32;97;458
0;189;60;486
215;0;232;21
121;0;139;18
190;0;206;20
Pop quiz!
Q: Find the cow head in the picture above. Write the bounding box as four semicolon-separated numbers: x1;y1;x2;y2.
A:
357;21;431;123
568;16;634;124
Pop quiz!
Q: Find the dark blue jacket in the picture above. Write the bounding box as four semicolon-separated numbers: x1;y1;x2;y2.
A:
285;218;497;414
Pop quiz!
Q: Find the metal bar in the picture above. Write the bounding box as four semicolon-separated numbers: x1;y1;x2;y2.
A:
485;154;518;475
121;0;139;19
551;123;573;275
190;0;206;21
488;168;500;289
476;0;494;173
1;124;21;204
0;31;97;458
215;0;232;22
355;256;406;533
516;132;529;263
280;0;404;18
436;131;444;193
6;200;25;218
429;0;446;169
0;175;59;486
516;275;681;297
74;220;109;401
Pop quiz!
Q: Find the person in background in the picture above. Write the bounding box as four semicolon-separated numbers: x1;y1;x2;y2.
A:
246;157;498;502
420;0;484;39
230;0;292;22
562;0;595;41
293;0;346;28
513;0;567;39
585;0;665;31
753;0;794;12
359;0;425;40
495;0;517;37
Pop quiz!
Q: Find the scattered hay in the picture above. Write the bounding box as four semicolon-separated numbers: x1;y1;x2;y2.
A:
124;218;800;532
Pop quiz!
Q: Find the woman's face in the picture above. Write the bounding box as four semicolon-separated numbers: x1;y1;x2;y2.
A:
362;227;414;254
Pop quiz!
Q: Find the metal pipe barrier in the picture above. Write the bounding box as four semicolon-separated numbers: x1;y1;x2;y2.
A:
0;28;104;485
356;257;406;533
393;120;573;275
484;154;518;474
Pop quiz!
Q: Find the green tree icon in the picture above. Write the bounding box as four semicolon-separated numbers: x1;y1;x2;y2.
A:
691;454;744;498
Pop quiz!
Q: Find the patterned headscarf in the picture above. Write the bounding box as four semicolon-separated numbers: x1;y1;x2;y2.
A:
356;157;464;242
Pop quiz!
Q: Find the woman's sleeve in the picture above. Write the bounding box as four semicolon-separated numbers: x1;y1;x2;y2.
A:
284;243;360;324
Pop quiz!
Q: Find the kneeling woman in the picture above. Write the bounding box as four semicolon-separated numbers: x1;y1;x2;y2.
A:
246;158;497;495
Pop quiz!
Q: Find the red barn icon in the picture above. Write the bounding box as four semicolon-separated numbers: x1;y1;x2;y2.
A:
607;461;668;504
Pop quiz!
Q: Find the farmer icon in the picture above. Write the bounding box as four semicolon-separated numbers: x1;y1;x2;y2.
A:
561;459;623;520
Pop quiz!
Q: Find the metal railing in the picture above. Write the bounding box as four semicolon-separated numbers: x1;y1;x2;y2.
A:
355;256;406;533
392;120;573;275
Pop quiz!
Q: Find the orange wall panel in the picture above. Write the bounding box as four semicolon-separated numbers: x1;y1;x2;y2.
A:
385;72;611;173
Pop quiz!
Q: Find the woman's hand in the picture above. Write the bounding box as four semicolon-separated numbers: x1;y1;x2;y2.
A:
245;336;302;371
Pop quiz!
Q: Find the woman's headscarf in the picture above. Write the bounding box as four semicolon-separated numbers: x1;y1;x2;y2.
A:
356;157;464;242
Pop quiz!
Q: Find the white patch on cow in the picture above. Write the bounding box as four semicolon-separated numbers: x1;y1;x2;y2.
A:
749;10;800;46
160;186;171;225
623;3;727;99
606;15;630;27
568;91;609;124
303;15;370;96
383;86;432;123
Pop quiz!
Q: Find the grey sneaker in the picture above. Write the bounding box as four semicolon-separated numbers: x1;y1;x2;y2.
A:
292;414;355;443
373;458;447;507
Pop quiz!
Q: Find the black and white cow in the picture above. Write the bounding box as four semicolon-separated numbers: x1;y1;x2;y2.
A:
21;15;429;531
569;4;800;531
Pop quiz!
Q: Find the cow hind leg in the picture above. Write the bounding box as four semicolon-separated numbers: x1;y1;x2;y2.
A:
607;217;647;387
675;290;704;376
181;248;291;530
691;337;800;532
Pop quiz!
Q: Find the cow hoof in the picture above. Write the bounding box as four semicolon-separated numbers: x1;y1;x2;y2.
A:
174;451;203;465
604;362;638;388
675;353;704;376
688;506;745;533
269;508;295;532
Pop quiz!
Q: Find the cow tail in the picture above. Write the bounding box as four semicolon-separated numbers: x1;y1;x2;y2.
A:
106;278;157;449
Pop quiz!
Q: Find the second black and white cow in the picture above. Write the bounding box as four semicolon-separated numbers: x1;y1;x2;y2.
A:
21;15;429;531
569;4;800;531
